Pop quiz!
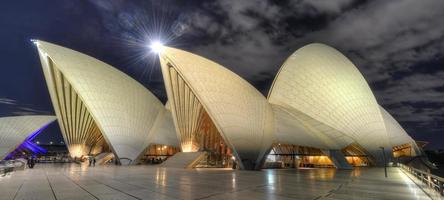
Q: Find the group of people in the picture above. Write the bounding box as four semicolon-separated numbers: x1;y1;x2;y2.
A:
88;156;96;166
149;157;165;164
27;157;36;168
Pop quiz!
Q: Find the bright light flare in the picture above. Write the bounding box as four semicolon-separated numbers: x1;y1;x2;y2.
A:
30;39;40;47
150;41;165;54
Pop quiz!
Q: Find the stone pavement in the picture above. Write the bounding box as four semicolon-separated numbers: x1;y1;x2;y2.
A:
0;164;430;200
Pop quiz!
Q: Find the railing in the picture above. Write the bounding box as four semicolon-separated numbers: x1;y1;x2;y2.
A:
400;164;444;199
119;158;132;165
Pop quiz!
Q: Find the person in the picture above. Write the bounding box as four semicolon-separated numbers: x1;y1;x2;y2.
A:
93;157;96;167
88;156;92;166
232;160;237;169
27;156;31;168
29;157;35;169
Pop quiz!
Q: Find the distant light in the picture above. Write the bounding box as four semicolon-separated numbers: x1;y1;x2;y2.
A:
30;39;40;47
150;41;165;54
36;141;40;144
50;141;53;145
60;141;64;144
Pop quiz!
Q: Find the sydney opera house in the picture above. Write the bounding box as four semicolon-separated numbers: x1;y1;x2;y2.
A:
11;40;420;170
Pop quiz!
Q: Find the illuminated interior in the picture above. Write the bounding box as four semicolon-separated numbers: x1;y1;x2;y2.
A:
392;143;417;158
342;143;373;166
264;144;335;168
264;143;379;168
140;144;179;163
345;156;370;166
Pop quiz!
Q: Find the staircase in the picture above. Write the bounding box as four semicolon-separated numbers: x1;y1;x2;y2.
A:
161;152;206;169
323;150;353;169
94;152;114;165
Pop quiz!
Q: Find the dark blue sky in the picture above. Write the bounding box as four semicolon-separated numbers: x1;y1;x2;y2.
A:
1;1;443;149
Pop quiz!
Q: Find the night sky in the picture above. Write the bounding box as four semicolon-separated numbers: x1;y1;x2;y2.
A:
0;1;443;149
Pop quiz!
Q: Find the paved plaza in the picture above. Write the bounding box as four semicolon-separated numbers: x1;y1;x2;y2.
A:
0;164;430;200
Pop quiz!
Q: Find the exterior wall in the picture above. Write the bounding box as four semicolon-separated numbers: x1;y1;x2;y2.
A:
35;40;173;163
159;47;275;170
0;115;56;159
147;109;180;147
272;104;354;150
269;43;389;164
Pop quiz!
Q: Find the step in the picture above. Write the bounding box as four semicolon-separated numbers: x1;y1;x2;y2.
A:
161;152;206;169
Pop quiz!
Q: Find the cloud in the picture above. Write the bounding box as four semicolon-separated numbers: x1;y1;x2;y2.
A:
86;0;444;138
6;106;52;116
376;71;444;127
171;0;293;85
303;0;444;80
290;0;356;15
17;107;51;114
377;72;444;105
177;0;444;80
297;0;444;131
172;0;444;135
0;97;17;105
0;97;51;117
11;111;44;116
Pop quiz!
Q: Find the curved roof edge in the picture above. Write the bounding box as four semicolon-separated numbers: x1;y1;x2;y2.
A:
272;103;355;150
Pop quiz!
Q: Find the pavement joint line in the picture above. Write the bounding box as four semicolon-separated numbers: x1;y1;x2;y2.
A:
12;182;23;200
120;181;180;200
77;169;165;200
314;175;354;200
88;168;182;199
45;171;58;200
195;184;271;200
88;177;143;200
61;172;100;200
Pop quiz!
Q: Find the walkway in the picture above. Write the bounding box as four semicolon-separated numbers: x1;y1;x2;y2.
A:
0;164;430;200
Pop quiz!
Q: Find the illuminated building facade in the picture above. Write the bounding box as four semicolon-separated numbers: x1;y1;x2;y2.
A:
33;41;418;169
158;43;419;169
35;41;178;164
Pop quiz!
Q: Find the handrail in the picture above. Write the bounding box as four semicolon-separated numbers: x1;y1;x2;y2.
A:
119;157;132;165
400;164;444;198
